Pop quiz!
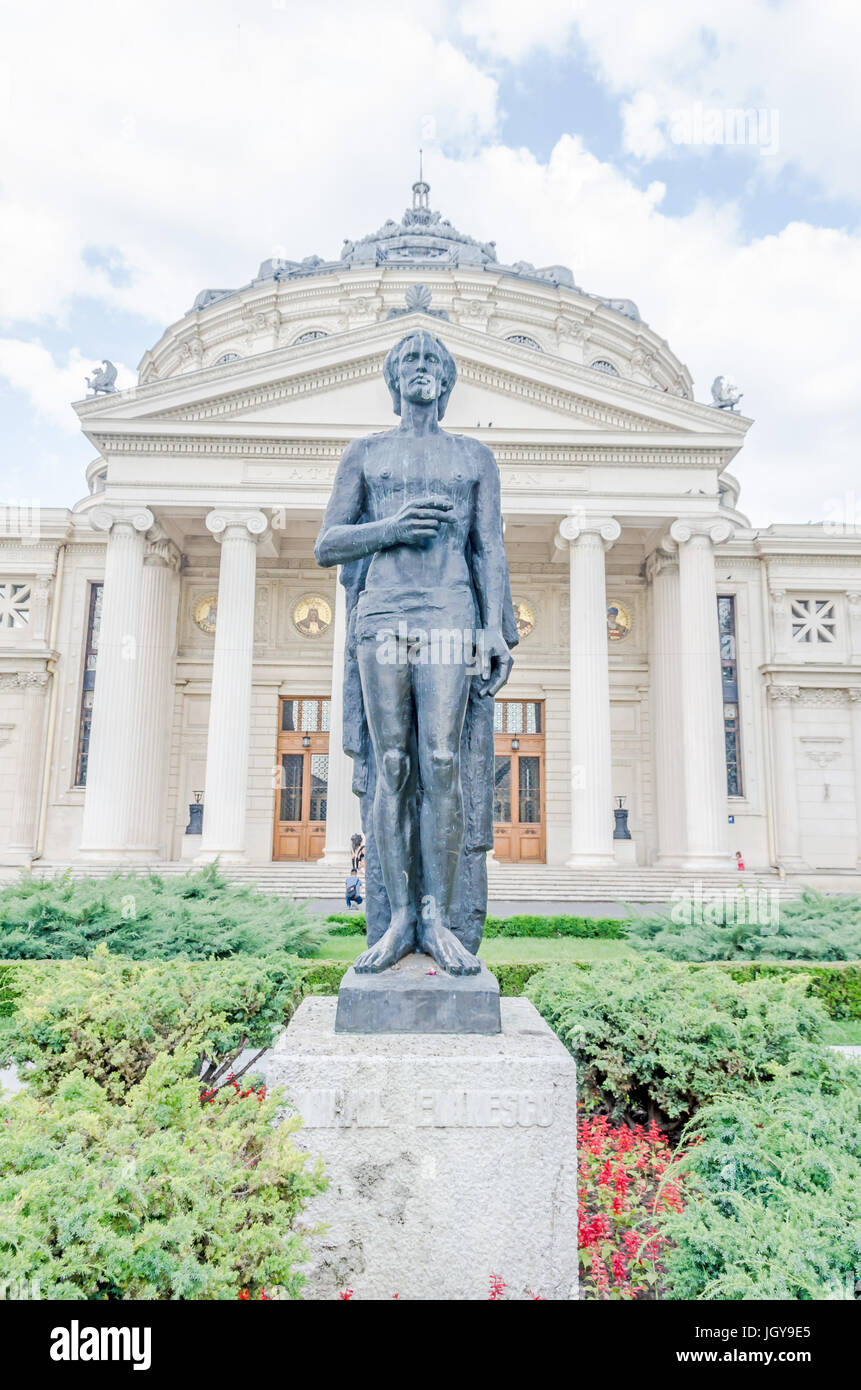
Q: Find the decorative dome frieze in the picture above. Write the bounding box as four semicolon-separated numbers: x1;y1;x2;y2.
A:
136;177;691;397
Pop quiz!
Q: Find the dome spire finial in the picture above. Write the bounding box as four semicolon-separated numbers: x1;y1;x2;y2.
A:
412;149;430;213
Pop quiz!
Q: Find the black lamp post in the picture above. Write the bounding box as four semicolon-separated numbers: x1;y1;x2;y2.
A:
186;789;204;835
613;794;632;840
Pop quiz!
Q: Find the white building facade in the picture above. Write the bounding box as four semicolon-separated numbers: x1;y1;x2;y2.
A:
2;185;860;884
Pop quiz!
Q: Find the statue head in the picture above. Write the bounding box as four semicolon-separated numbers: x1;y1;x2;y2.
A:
383;330;457;420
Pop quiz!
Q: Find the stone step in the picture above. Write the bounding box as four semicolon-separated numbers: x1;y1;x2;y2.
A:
26;861;805;904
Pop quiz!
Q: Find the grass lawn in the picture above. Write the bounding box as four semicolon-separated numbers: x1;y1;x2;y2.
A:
313;932;633;965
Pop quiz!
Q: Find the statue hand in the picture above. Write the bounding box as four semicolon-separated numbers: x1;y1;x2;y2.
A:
386;498;453;547
476;627;513;697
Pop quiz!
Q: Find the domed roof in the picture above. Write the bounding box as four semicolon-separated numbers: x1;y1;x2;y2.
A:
189;176;641;324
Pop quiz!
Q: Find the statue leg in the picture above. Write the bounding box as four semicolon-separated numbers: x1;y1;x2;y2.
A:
413;654;480;976
353;638;418;973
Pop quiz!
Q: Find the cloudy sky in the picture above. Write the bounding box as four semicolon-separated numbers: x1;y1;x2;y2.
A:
1;0;859;525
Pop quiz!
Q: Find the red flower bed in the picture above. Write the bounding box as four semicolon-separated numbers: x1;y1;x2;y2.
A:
578;1109;685;1300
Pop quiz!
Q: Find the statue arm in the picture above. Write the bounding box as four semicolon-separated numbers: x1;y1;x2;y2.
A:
469;447;507;633
469;446;514;697
314;443;388;566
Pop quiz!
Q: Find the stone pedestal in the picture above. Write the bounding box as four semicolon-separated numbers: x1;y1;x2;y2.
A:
335;952;501;1034
264;996;579;1300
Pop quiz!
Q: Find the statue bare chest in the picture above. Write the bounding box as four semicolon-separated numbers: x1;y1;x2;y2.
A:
362;437;478;515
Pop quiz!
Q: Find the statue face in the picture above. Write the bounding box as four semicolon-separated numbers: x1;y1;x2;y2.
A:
396;332;445;407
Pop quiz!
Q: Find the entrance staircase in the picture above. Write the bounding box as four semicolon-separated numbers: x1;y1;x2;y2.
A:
25;860;805;907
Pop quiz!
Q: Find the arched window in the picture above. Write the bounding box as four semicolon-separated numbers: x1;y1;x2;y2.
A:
293;330;329;345
215;352;241;365
505;334;542;351
590;359;620;376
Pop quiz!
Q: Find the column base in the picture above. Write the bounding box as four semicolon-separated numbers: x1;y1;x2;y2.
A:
671;853;737;872
194;849;248;865
775;856;810;873
0;849;35;868
77;847;143;865
318;847;353;868
565;851;616;868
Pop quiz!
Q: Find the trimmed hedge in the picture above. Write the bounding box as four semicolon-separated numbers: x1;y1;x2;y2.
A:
483;914;624;939
716;960;861;1022
300;958;561;998
324;912;626;940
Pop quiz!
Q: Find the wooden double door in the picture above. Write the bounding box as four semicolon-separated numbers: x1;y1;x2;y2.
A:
272;696;330;861
493;699;546;862
272;694;546;864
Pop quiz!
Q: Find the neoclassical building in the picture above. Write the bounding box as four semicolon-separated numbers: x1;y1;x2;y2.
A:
2;180;860;891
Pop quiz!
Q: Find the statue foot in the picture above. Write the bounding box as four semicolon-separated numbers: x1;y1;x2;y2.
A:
420;920;481;976
353;911;417;974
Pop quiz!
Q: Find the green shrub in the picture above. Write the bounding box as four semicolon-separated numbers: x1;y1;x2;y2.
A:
626;888;861;961
484;914;624;939
4;948;306;1099
0;865;324;960
0;1048;326;1300
526;955;827;1133
663;1056;861;1300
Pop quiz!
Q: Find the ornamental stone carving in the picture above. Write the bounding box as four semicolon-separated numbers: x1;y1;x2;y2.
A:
768;685;800;703
557;516;621;549
89;505;155;535
669;518;734;547
0;671;50;690
205;509;269;542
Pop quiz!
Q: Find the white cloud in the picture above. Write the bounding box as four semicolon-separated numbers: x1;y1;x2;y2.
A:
0;1;858;525
0;340;134;431
431;137;861;525
458;1;861;201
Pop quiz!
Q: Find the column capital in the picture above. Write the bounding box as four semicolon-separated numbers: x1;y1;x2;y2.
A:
143;527;182;572
669;517;734;546
90;504;154;535
768;683;800;703
205;508;269;543
848;686;861;703
556;515;621;549
644;545;679;584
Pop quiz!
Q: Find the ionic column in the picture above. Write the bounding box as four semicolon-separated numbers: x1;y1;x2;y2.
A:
126;529;181;859
320;572;357;866
3;672;50;864
669;518;734;868
646;545;686;864
768;684;806;869
557;515;621;866
197;509;268;863
79;505;154;858
848;688;861;868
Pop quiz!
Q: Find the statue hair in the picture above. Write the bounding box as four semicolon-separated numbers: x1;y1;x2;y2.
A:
383;331;457;420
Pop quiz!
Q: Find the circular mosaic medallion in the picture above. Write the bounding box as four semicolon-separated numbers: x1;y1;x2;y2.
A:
512;599;535;640
193;594;218;634
293;594;332;638
607;600;631;641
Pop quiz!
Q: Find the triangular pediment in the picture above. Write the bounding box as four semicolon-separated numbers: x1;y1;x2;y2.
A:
75;315;751;447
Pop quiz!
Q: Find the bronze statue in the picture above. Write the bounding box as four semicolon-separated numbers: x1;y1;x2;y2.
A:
315;330;517;975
